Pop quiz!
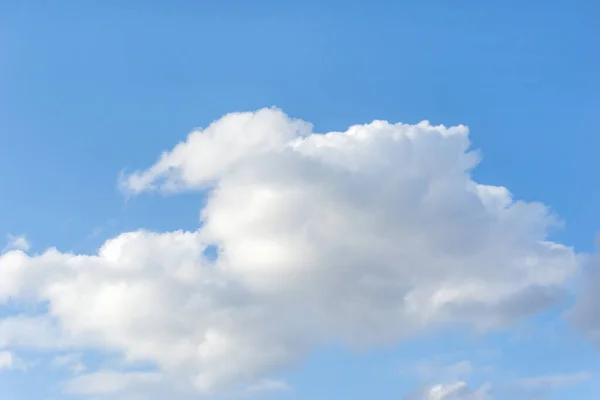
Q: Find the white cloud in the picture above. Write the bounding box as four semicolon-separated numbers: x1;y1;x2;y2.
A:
0;350;27;371
3;234;31;252
0;108;578;395
120;109;313;195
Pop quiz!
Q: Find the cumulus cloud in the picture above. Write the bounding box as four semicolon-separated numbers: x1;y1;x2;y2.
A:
0;108;578;395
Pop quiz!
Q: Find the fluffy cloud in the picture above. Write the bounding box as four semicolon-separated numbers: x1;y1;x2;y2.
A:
0;108;577;395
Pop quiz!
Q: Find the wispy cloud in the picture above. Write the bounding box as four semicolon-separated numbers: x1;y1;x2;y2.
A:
50;353;86;375
0;350;28;372
3;234;31;252
518;371;592;390
64;370;163;396
243;379;290;395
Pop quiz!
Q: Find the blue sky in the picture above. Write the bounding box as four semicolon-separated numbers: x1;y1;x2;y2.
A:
0;1;599;399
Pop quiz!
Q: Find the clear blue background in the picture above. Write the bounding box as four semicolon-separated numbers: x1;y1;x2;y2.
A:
0;1;599;399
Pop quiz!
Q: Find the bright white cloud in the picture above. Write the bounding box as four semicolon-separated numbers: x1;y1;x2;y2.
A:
0;108;578;395
121;108;313;194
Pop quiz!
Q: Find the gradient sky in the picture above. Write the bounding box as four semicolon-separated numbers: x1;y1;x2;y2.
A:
1;1;599;399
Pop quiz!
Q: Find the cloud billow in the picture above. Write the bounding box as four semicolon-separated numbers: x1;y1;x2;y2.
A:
0;108;577;395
